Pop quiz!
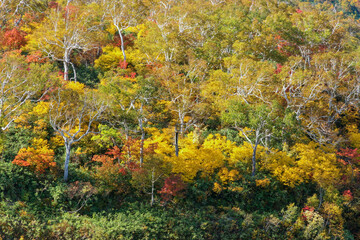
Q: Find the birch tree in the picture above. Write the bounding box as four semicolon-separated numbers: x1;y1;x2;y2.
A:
99;70;159;166
0;51;52;131
49;82;106;181
222;101;293;176
279;52;360;144
101;0;147;63
156;57;208;135
27;1;103;81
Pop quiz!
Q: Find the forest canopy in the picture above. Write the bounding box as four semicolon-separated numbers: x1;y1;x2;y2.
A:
1;0;360;239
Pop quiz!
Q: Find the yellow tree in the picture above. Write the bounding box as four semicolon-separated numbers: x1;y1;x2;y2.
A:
12;138;56;176
144;129;233;182
48;82;106;181
0;51;52;131
269;142;343;207
278;52;360;144
26;1;103;81
101;0;147;63
222;101;287;176
99;68;161;166
201;57;275;123
0;0;48;28
155;56;208;134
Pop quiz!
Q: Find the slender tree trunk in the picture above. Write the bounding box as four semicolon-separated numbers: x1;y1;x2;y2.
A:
63;60;69;81
318;187;324;209
115;25;126;63
63;50;71;81
176;116;183;156
70;62;77;82
151;168;155;206
175;129;179;157
0;129;3;162
14;13;23;27
139;118;145;167
252;142;258;177
64;142;71;182
119;31;126;63
179;113;184;135
138;103;145;166
123;122;132;160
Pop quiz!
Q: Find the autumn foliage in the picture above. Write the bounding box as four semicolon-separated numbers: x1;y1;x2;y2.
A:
158;175;186;202
12;139;56;175
1;28;27;50
2;0;360;238
337;148;360;165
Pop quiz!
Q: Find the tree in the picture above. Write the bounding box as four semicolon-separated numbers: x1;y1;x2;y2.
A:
278;52;360;144
12;138;56;176
0;51;52;131
202;58;274;114
99;66;161;166
48;81;106;181
130;151;171;206
144;129;231;182
101;0;147;63
282;142;341;189
158;175;186;203
91;145;137;194
0;0;46;29
155;57;208;134
26;1;103;81
222;101;291;176
1;28;27;50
